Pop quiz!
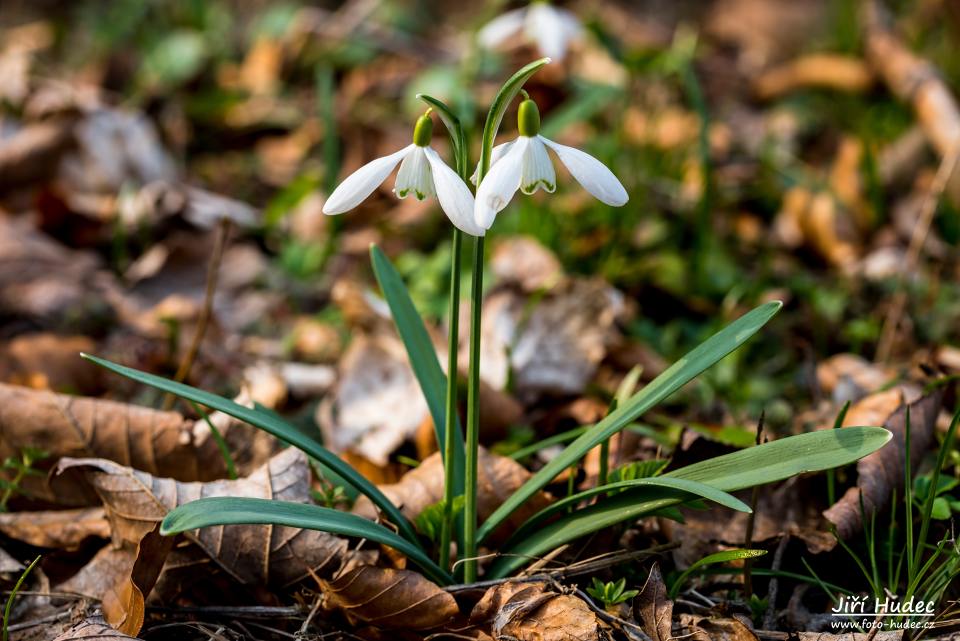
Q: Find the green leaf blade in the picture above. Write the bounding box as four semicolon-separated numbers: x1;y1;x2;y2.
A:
478;301;783;544
161;497;452;585
369;246;466;500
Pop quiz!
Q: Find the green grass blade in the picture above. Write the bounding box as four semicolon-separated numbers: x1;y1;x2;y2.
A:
505;477;750;545
369;246;466;496
665;426;892;491
668;549;767;598
3;554;40;641
479;301;783;544
488;426;889;578
81;354;420;546
161;497;452;585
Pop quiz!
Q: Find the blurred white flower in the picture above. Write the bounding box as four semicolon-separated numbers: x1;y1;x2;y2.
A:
323;112;484;236
474;97;627;229
478;2;583;62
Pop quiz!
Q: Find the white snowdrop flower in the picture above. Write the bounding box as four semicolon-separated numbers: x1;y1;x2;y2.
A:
478;1;583;62
474;96;628;229
323;111;485;237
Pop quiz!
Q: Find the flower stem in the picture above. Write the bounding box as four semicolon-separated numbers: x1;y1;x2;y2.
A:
439;227;463;571
463;233;484;582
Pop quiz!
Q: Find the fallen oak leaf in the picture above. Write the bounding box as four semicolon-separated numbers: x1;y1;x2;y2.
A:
320;565;458;630
824;389;942;539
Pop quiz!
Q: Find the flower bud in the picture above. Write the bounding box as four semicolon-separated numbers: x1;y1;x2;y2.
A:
517;98;541;137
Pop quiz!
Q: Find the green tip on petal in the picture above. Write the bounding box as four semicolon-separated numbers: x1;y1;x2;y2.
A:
518;98;540;137
413;112;434;147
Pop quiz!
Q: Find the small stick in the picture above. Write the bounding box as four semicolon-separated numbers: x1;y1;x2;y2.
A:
876;146;959;363
762;532;790;630
162;217;232;410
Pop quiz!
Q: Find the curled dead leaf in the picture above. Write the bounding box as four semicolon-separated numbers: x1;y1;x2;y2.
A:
471;581;604;641
321;565;458;630
753;54;873;100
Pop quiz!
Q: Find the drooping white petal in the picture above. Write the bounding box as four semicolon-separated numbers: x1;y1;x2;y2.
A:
423;147;485;237
519;136;556;194
394;146;435;200
323;145;413;214
539;135;628;206
477;8;526;48
525;3;579;61
470;140;515;185
474;136;529;229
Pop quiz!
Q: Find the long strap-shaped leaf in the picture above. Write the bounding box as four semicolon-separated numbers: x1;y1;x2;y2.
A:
477;301;783;544
82;354;420;546
161;497;453;585
369;245;466;496
663;425;892;490
489;426;890;578
503;477;751;546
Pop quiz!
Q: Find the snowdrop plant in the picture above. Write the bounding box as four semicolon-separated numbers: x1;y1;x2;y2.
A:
85;59;891;591
478;1;583;61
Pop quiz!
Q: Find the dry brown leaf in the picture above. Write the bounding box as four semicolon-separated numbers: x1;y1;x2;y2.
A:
491;235;564;293
474;279;627;402
753;54;873;100
318;333;430;466
0;382;228;504
471;581;603;641
0;218;115;332
0;334;100;393
0;508;109;549
320;565;457;630
52;616;141;641
825;389;942;538
101;526;174;635
816;354;897;402
0;120;74;190
790;633;903;641
679;614;759;641
633;563;673;641
353;448;552;546
53;448;348;587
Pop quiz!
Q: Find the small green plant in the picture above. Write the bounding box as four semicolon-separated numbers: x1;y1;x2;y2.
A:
827;406;960;631
667;549;767;599
586;577;638;609
0;448;49;512
84;60;892;588
416;497;465;544
3;555;40;641
310;477;350;510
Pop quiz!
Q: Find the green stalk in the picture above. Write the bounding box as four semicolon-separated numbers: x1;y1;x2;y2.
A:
462;58;551;583
439;227;463;571
417;93;471;572
463;234;485;582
